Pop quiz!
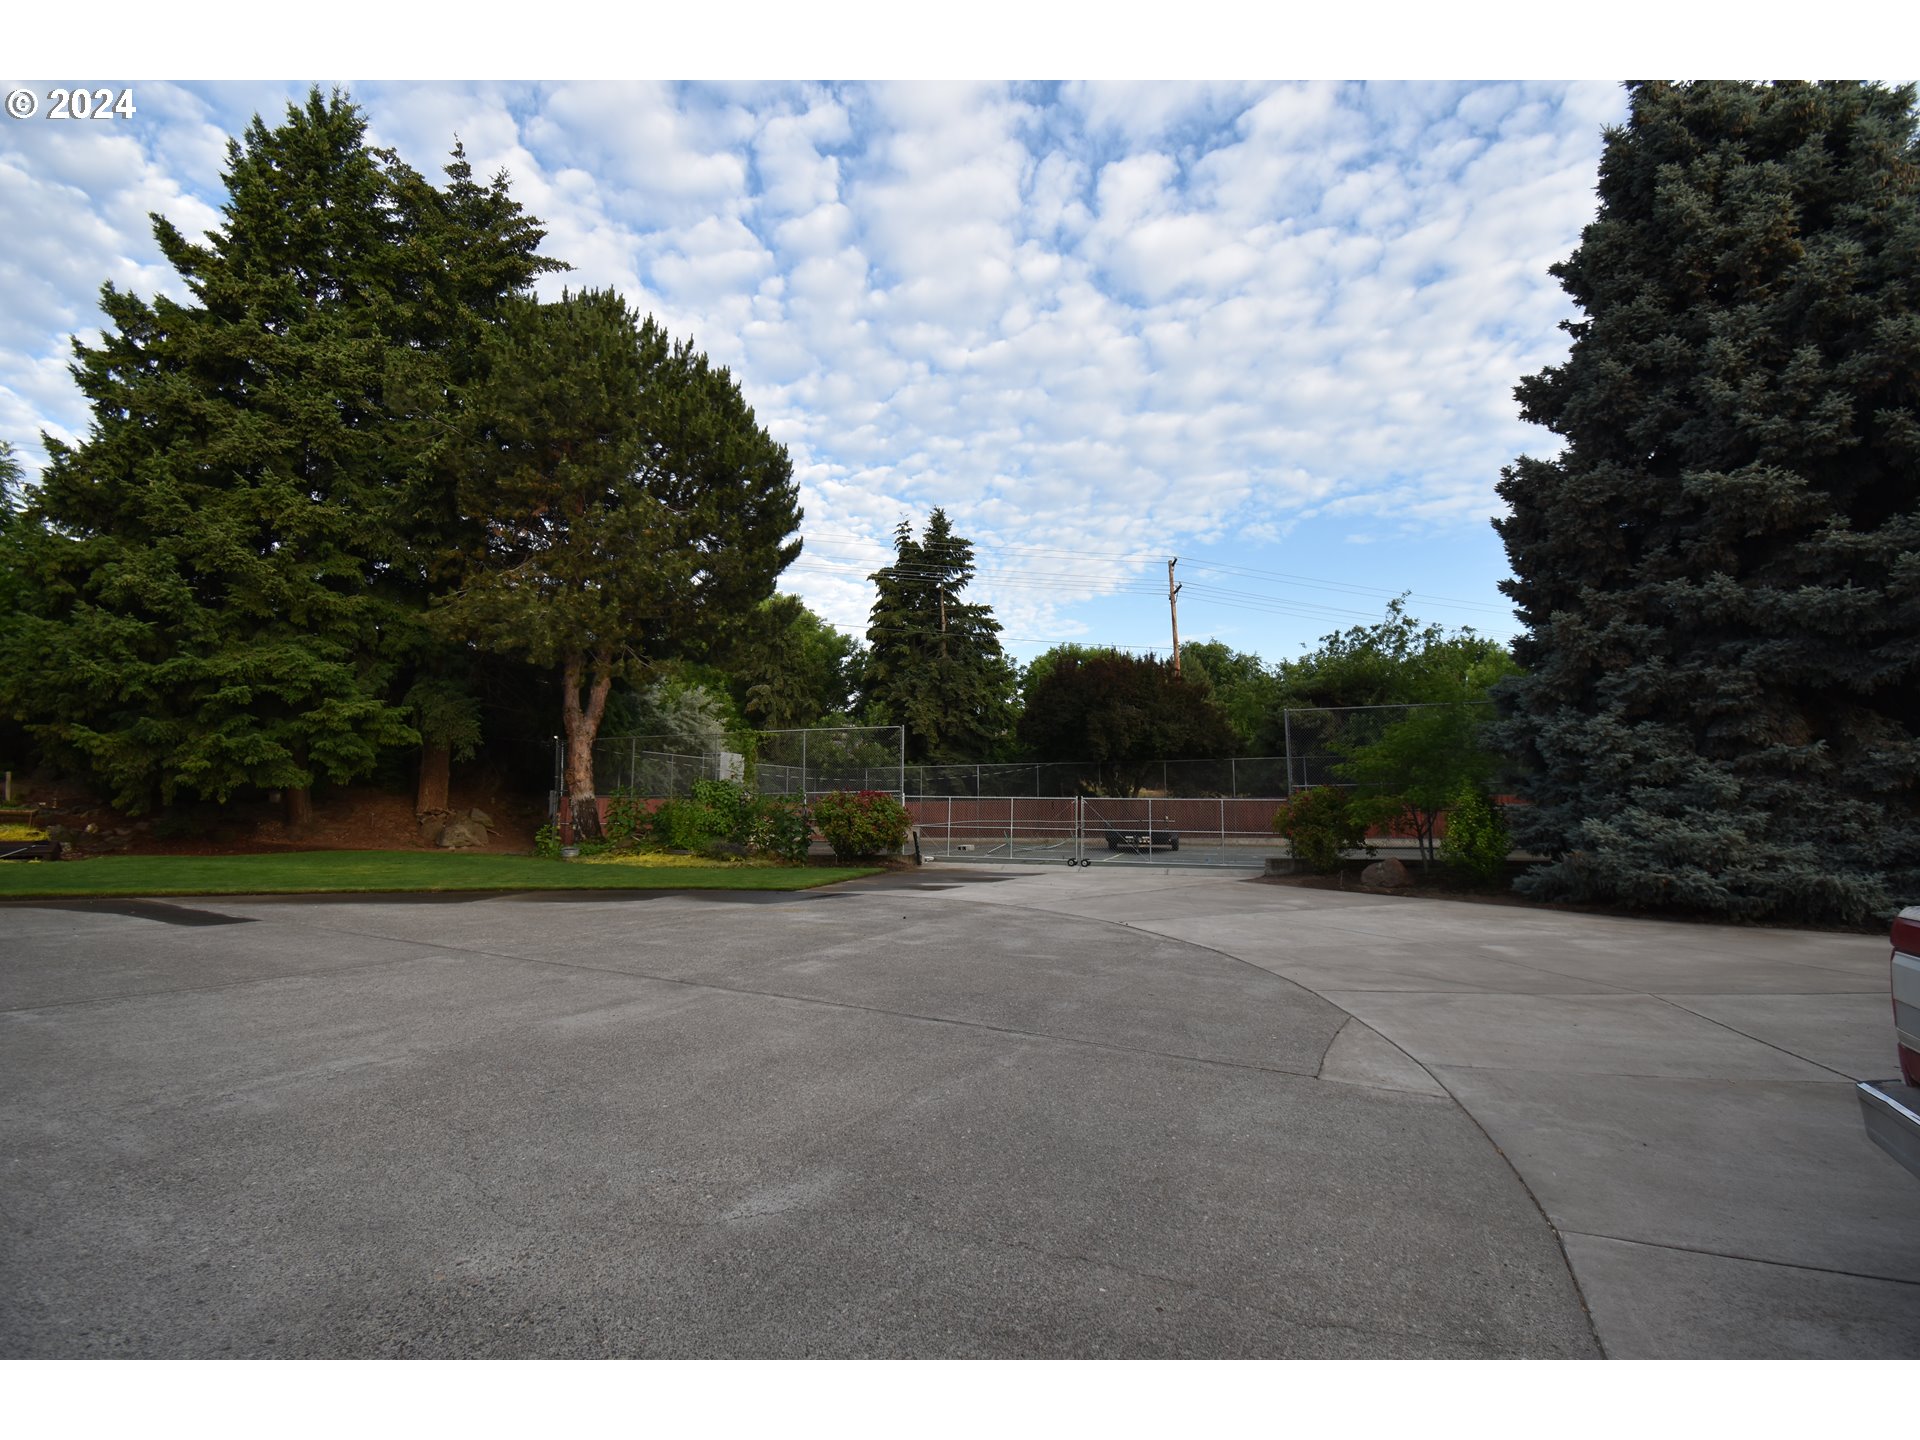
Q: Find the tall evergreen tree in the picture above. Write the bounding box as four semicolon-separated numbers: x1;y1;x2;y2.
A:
862;509;1015;762
728;595;860;730
0;440;22;528
2;92;419;815
1493;81;1920;925
0;92;559;820
435;289;800;839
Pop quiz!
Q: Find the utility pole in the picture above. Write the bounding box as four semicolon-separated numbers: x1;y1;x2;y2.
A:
1168;558;1182;674
938;586;948;658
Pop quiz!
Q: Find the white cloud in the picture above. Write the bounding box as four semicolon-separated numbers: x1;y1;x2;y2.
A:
0;77;1630;649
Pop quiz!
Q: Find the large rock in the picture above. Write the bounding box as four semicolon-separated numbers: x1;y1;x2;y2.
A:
1361;857;1411;889
436;818;488;849
467;808;495;829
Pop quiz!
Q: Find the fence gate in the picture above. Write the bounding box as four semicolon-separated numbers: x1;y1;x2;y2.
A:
908;796;1287;869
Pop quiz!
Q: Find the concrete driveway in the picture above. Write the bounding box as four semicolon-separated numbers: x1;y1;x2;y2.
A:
2;865;1913;1358
933;864;1920;1358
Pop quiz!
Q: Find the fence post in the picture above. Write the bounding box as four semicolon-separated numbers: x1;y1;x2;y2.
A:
801;729;808;801
1283;709;1295;796
1231;756;1237;797
1220;795;1226;851
1008;795;1014;856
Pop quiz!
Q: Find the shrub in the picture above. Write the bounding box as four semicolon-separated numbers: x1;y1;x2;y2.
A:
812;789;911;861
603;793;651;848
746;795;813;864
533;821;561;859
1273;786;1370;873
691;778;755;842
1440;783;1512;884
649;797;723;852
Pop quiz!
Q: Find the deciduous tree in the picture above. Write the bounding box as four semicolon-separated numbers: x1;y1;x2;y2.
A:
1017;649;1236;795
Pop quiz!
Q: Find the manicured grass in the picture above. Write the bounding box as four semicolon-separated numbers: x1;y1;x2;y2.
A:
0;850;882;899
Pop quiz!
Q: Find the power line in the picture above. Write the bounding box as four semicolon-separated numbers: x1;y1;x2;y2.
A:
786;557;1387;623
799;528;1510;616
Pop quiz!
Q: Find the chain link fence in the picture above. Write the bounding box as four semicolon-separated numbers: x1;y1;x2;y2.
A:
904;704;1495;798
750;726;905;800
558;725;905;809
550;706;1489;813
906;756;1294;798
1279;701;1496;793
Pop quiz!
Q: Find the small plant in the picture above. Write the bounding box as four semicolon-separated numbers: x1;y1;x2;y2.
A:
1273;786;1370;873
812;790;911;861
533;821;561;859
1440;783;1512;885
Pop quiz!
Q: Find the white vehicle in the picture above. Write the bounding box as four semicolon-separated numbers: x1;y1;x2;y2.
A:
1856;906;1920;1179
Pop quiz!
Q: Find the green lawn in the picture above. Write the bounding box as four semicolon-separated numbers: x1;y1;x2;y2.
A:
0;850;883;899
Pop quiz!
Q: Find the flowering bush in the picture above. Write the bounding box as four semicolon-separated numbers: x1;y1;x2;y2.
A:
812;790;911;861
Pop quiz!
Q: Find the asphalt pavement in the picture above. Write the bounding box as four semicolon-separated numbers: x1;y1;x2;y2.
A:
4;873;1591;1358
3;863;1913;1358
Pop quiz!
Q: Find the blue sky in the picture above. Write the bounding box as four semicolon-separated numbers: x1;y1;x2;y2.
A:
2;14;1876;669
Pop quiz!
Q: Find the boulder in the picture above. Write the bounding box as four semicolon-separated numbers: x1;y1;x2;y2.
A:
1361;857;1411;889
467;808;495;829
436;818;488;849
418;811;449;845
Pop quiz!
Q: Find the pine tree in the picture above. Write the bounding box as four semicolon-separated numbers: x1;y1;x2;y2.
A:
0;440;22;527
1492;81;1920;925
383;139;566;815
0;92;560;820
1;92;420;815
730;595;860;730
435;289;800;839
862;509;1016;762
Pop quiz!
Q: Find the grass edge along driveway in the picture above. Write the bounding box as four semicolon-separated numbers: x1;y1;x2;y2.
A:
0;850;883;899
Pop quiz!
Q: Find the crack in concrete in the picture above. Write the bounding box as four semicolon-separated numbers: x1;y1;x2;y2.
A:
1561;1229;1920;1288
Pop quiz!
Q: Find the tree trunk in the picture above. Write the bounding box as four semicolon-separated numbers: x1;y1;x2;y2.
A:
416;743;450;818
281;741;313;829
561;648;615;842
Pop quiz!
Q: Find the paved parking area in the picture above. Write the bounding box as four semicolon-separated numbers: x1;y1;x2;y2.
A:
3;875;1592;1358
4;865;1914;1358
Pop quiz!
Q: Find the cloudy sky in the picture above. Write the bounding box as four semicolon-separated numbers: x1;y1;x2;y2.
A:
2;18;1822;667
